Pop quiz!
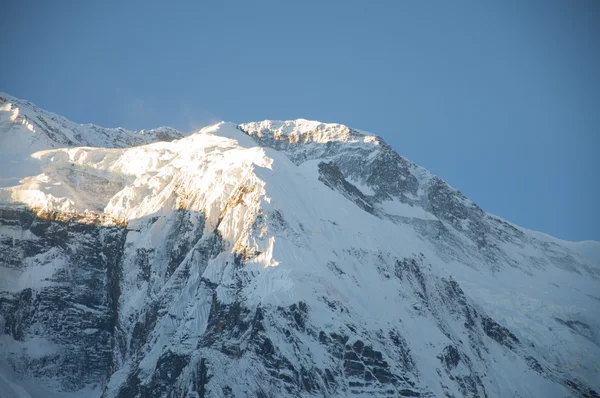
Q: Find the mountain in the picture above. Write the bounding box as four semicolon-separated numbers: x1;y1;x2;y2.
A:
0;93;598;398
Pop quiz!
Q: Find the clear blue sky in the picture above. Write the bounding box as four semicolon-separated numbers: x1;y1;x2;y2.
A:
1;0;598;242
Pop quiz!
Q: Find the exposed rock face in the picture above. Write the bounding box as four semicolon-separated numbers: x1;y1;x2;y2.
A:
0;207;126;392
0;100;599;397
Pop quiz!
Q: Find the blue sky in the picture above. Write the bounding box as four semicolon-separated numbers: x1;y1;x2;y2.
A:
1;0;598;241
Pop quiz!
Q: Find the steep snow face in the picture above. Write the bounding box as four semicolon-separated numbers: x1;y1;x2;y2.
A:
0;98;599;398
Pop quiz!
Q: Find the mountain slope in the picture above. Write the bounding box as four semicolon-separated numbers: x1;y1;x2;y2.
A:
0;96;598;398
0;93;183;191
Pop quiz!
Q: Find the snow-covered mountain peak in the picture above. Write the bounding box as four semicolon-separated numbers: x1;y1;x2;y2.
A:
1;94;599;398
0;93;185;149
239;118;385;147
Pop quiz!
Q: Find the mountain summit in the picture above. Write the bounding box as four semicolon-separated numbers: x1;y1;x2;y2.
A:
0;94;598;397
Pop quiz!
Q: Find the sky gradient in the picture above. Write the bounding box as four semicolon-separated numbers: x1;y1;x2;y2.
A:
1;0;598;241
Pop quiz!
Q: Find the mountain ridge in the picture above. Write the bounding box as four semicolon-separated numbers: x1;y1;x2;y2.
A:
0;93;598;397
